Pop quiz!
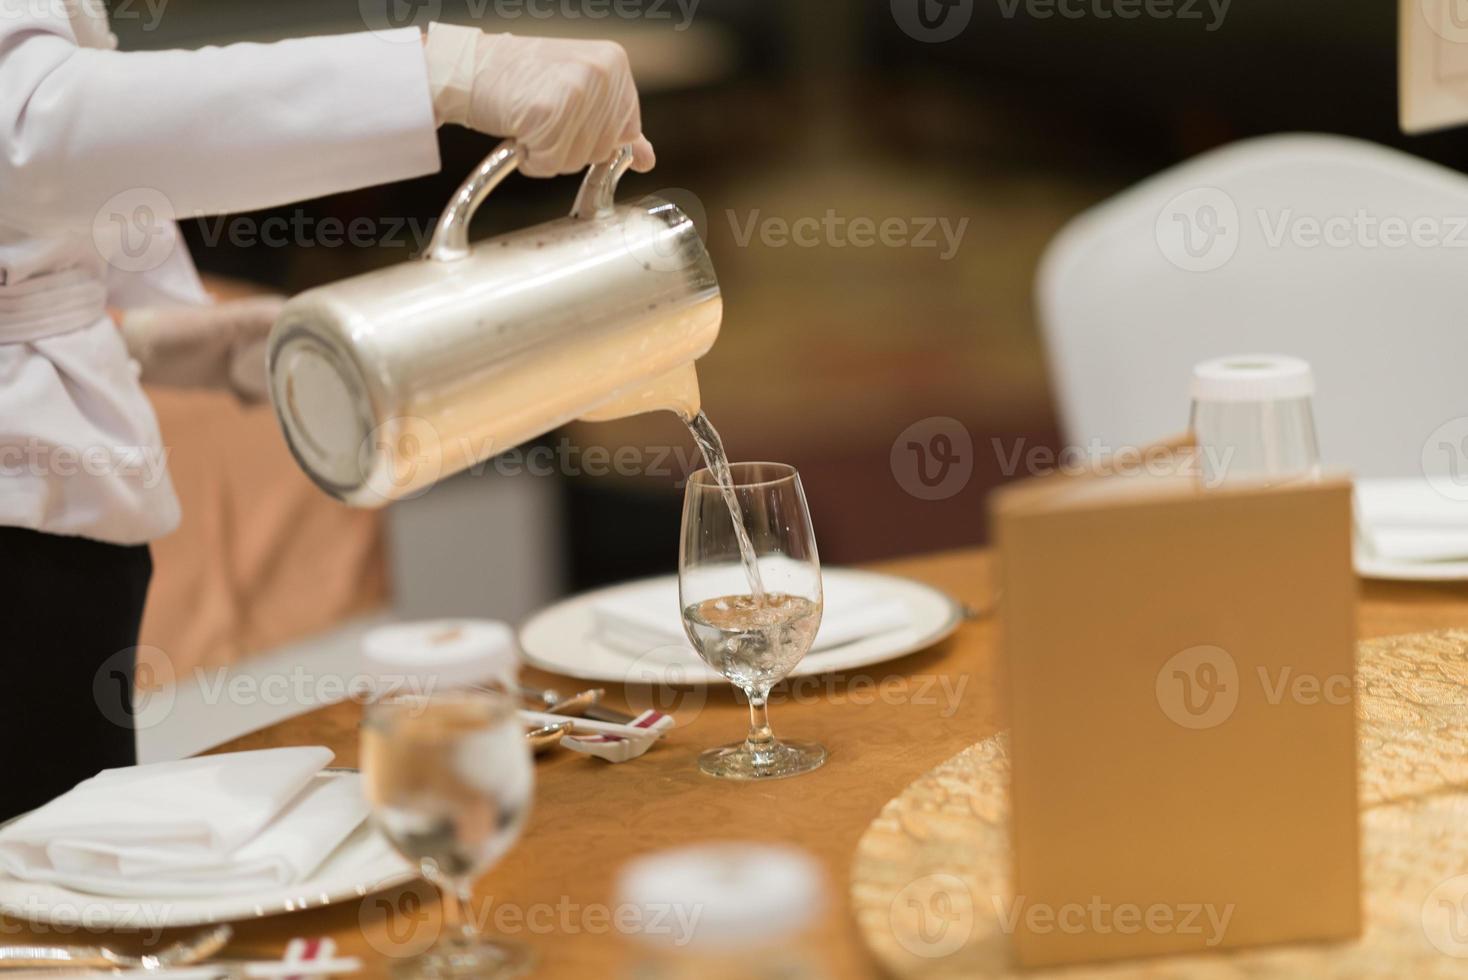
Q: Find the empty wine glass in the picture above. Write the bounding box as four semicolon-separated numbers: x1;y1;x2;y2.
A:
680;461;826;780
361;690;534;978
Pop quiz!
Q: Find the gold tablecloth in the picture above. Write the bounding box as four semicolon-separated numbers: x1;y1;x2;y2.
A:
852;629;1468;978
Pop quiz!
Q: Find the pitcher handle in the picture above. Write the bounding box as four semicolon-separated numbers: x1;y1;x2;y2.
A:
569;144;635;221
426;140;634;263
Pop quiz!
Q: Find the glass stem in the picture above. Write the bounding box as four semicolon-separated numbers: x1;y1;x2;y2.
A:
745;690;775;754
434;870;480;945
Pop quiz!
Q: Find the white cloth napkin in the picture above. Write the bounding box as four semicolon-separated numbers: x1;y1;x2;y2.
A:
0;747;368;896
593;573;912;657
1355;479;1468;562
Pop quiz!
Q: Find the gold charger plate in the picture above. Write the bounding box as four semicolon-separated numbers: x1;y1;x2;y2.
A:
851;629;1468;978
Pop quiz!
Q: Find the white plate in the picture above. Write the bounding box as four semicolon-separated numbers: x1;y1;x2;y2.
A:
518;568;965;684
1353;478;1468;581
1354;549;1468;581
0;770;416;929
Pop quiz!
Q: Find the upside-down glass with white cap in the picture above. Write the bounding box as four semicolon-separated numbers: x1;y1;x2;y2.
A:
1189;354;1322;487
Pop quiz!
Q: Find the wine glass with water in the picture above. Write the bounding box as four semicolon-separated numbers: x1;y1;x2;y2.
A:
680;461;826;779
361;690;534;978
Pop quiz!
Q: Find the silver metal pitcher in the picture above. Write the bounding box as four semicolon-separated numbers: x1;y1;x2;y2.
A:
266;140;722;507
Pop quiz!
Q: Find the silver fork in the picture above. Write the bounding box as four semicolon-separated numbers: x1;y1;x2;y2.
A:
0;923;231;969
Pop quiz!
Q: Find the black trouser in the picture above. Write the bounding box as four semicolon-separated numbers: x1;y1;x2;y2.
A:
0;526;152;820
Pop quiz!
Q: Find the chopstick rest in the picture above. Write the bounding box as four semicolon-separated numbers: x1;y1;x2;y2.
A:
532;709;673;763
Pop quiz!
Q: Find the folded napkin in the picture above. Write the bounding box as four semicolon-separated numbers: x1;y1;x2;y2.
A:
0;747;367;896
1356;479;1468;562
593;573;912;658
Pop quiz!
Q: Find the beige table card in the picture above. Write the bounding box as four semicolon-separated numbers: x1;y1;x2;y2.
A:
993;466;1361;967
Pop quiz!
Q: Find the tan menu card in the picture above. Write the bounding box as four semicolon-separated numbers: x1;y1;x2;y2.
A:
993;467;1360;968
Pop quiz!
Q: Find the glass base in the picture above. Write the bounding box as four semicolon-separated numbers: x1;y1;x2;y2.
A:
698;738;827;780
389;939;534;980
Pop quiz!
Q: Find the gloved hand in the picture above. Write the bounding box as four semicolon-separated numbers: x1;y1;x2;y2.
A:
424;23;656;178
118;296;286;404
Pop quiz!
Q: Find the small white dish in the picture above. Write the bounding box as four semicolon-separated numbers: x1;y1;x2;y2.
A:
518;568;965;685
0;771;415;929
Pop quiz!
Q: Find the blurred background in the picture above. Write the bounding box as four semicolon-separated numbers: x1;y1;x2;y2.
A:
112;0;1447;671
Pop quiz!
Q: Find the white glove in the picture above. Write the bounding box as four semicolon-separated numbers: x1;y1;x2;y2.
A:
119;296;286;404
424;23;656;178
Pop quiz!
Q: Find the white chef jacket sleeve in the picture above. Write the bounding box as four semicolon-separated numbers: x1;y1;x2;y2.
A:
0;10;441;233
